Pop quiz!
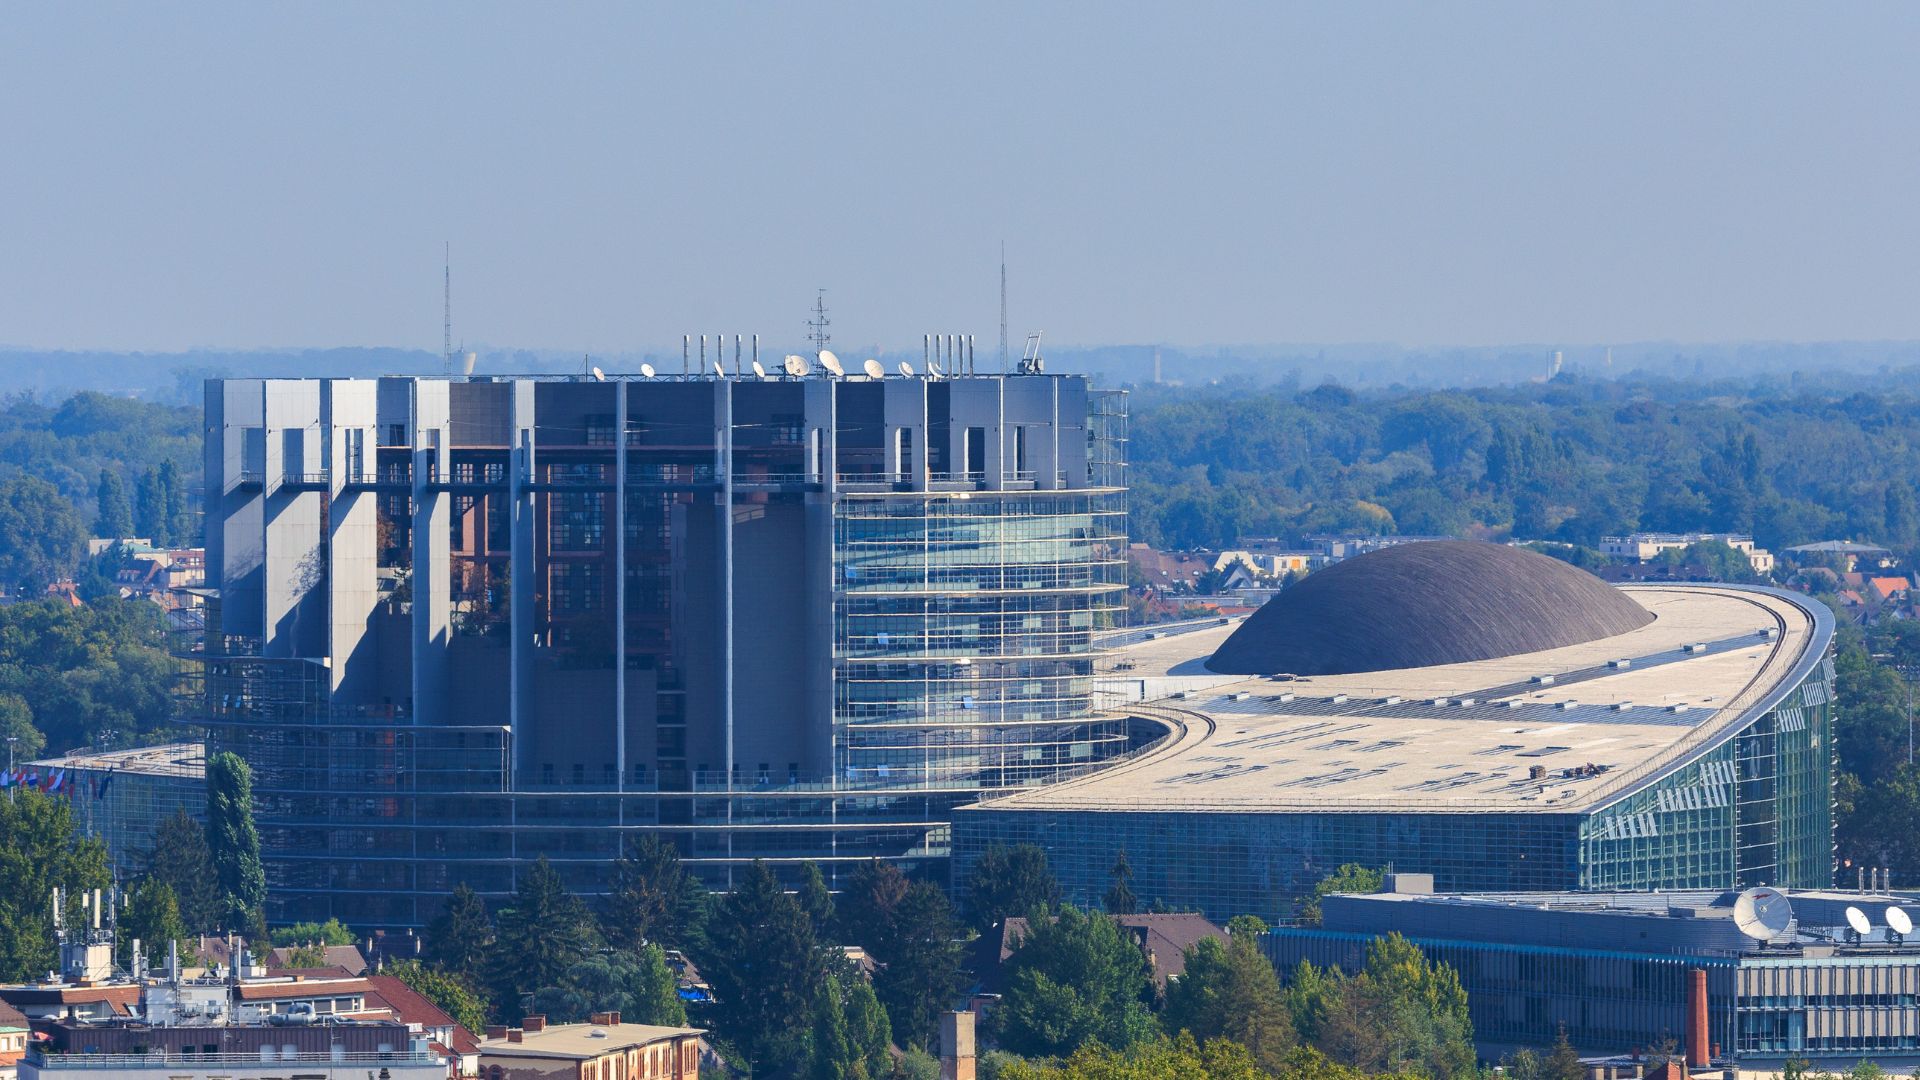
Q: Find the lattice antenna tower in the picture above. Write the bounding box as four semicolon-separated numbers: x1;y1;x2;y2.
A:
442;242;453;376
807;288;831;353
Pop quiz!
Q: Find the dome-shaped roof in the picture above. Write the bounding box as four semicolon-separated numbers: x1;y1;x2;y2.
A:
1206;541;1655;676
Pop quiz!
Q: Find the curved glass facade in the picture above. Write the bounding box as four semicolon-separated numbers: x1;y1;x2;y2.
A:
835;491;1128;786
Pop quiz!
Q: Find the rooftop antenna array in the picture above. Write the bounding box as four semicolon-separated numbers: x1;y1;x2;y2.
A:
1019;331;1046;374
807;289;831;354
1732;887;1793;946
863;358;885;379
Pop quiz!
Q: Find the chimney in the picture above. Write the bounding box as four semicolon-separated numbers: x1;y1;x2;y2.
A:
507;1030;523;1044
1686;969;1710;1068
940;1011;976;1080
522;1016;546;1033
485;1026;507;1041
590;1011;619;1027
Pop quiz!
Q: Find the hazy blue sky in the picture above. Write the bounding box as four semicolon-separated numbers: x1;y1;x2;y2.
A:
2;3;1917;353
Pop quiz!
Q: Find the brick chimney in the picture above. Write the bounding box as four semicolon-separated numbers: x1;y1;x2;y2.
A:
523;1016;546;1033
507;1029;523;1044
1686;969;1709;1068
485;1026;508;1041
590;1011;620;1026
940;1011;976;1080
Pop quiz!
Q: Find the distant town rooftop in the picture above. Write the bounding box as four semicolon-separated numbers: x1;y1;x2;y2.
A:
974;583;1825;816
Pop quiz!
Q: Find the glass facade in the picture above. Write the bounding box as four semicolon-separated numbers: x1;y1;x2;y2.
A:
195;373;1128;927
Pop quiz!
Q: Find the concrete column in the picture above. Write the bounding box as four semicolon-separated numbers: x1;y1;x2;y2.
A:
411;380;453;725
324;380;380;700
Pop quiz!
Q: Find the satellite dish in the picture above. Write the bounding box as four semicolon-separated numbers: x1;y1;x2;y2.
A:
898;361;915;377
1732;888;1793;941
819;350;844;377
751;360;767;379
590;366;605;382
713;360;726;378
462;351;478;377
863;358;885;379
1888;906;1914;936
640;363;656;378
783;354;810;377
1847;906;1873;936
927;359;944;379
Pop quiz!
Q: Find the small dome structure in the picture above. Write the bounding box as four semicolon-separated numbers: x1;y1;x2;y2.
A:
1206;541;1654;676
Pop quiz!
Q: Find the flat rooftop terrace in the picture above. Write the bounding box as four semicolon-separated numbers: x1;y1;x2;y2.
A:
29;741;205;779
976;585;1824;816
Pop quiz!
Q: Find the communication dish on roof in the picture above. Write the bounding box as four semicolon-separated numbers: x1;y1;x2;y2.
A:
590;366;605;382
1889;906;1914;936
899;361;915;377
1847;906;1874;936
639;363;656;378
751;360;767;379
1732;888;1793;941
819;350;844;377
713;360;726;378
863;358;885;379
783;354;810;377
927;358;944;379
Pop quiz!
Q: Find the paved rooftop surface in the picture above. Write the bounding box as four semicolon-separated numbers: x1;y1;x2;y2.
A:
981;585;1822;815
29;741;205;778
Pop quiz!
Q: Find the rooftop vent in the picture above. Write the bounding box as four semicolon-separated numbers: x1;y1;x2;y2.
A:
1609;659;1633;670
1684;643;1709;654
1531;674;1557;686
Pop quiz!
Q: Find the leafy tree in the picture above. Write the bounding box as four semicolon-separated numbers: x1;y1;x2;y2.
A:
996;905;1157;1059
385;958;490;1035
601;835;707;954
1162;932;1296;1073
160;460;192;546
1286;934;1474;1079
802;974;892;1080
1297;864;1385;926
205;751;266;937
271;918;356;947
0;693;42;762
0;789;112;981
490;857;599;1020
528;946;687;1028
94;469;133;539
1104;851;1138;915
118;878;189;969
798;861;835;940
966;844;1061;930
701;860;825;1073
997;1032;1264;1080
134;468;168;546
0;596;173;754
425;882;495;986
836;859;963;1049
146;808;222;933
0;476;87;593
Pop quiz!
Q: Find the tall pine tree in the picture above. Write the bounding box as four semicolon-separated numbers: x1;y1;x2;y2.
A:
702;861;825;1073
601;835;707;953
94;469;133;540
837;859;962;1050
490;858;598;1020
425;882;494;986
146;809;222;934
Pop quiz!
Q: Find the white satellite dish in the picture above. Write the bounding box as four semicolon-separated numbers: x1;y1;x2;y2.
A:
819;350;844;377
863;358;885;379
899;361;916;377
640;363;656;378
590;366;605;382
927;359;944;379
713;360;726;378
1846;906;1873;936
1732;887;1793;941
783;354;810;377
1888;906;1914;936
751;360;767;379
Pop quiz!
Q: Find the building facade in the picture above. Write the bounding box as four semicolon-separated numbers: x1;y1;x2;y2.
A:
954;552;1835;923
21;744;205;879
1265;888;1920;1073
195;372;1126;926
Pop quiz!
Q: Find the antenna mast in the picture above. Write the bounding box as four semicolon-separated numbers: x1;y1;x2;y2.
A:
807;289;831;353
999;243;1008;373
442;242;452;376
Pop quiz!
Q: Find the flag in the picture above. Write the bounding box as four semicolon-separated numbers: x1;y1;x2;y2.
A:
95;770;114;799
46;770;64;793
24;769;38;788
0;769;12;788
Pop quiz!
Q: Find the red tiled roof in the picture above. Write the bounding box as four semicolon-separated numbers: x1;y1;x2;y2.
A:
0;999;26;1027
367;975;480;1054
0;985;140;1014
235;978;371;1001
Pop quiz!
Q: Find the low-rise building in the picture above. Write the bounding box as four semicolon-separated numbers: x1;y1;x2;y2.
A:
21;1017;444;1080
18;744;205;879
477;1016;702;1080
0;1001;28;1080
1601;533;1775;575
1264;884;1920;1075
